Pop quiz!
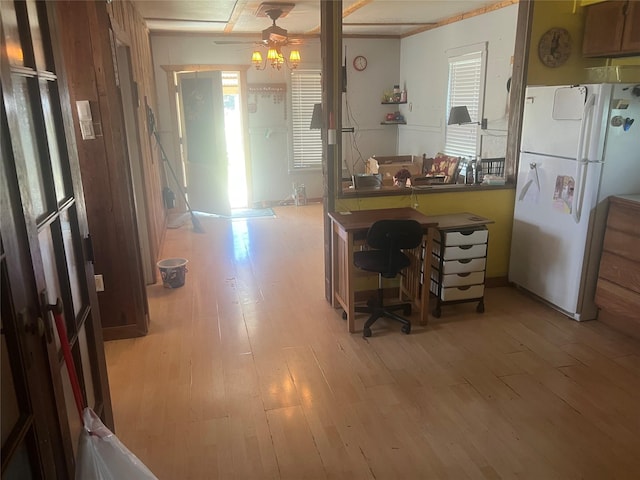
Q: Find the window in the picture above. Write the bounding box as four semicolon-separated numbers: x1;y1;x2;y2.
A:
290;70;322;169
445;45;486;158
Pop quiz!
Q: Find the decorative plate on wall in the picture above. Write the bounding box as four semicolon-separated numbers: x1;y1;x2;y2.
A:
538;27;571;68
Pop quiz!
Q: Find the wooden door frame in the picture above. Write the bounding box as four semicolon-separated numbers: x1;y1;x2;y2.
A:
161;64;252;211
114;40;155;284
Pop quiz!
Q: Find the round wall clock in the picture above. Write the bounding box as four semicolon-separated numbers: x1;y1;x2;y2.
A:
353;55;368;71
538;27;571;68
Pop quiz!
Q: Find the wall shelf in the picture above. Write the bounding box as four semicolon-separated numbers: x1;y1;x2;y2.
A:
381;120;406;125
381;101;407;105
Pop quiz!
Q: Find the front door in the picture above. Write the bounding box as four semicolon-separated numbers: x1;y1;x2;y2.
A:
177;71;230;215
1;1;112;477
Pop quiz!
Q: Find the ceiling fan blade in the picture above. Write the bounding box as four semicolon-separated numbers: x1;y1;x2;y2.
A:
213;40;257;45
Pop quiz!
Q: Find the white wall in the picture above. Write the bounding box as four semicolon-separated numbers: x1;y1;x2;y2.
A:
398;5;518;160
151;36;325;205
150;34;401;203
342;38;401;176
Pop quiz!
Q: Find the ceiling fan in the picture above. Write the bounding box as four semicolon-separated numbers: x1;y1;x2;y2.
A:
258;4;301;46
213;2;302;47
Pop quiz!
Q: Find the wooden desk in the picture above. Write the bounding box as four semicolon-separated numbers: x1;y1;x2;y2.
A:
328;208;438;333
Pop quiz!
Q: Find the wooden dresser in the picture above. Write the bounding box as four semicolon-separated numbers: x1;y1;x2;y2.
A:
595;195;640;340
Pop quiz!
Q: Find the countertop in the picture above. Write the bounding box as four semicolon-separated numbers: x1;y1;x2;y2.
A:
611;194;640;205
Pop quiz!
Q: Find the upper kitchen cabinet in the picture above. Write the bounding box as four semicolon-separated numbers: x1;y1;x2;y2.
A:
582;0;640;57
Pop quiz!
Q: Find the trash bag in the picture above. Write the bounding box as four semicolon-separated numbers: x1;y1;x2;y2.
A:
75;408;158;480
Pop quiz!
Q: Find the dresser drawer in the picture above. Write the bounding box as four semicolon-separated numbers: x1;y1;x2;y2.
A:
433;257;486;274
441;228;488;246
433;243;487;260
437;271;485;287
439;284;484;301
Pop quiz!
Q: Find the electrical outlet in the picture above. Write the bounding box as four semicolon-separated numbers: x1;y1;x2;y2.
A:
94;274;104;292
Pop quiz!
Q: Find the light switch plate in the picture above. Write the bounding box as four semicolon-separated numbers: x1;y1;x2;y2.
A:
95;274;104;292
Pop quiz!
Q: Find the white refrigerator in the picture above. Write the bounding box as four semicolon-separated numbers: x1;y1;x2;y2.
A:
509;83;640;321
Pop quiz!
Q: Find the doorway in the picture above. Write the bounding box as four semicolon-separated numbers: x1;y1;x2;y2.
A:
173;68;250;214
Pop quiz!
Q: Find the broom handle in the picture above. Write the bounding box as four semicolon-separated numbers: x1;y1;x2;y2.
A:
50;301;85;424
152;130;196;214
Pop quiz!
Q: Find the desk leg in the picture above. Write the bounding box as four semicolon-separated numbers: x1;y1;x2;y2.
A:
330;223;356;333
346;231;356;333
419;227;435;325
331;221;339;309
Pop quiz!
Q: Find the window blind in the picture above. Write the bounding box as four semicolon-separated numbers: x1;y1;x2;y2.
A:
445;51;483;158
291;70;322;169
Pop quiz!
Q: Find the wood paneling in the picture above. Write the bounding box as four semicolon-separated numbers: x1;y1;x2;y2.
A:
54;1;151;340
107;0;166;264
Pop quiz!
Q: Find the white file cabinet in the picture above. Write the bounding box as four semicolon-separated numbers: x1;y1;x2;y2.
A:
430;225;488;317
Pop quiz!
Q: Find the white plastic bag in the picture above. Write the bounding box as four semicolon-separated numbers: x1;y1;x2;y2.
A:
75;408;158;480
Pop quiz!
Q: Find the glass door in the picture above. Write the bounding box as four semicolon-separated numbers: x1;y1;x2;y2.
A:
1;1;112;476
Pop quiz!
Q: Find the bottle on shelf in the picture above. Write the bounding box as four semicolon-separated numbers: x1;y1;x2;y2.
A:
393;85;401;102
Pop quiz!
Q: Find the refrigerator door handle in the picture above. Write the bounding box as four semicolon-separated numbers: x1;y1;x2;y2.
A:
572;161;588;224
571;94;596;223
575;93;596;163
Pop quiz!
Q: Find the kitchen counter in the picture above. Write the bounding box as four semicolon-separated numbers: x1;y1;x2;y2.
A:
610;194;640;205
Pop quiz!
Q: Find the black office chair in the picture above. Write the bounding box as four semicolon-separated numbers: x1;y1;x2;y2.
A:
354;219;423;337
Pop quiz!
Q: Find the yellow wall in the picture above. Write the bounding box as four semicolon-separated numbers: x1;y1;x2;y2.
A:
528;0;606;86
336;188;516;279
528;0;640;86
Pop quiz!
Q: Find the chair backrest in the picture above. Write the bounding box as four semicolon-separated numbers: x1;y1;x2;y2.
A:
366;219;423;252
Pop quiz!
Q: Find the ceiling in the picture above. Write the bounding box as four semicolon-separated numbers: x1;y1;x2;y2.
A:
133;0;505;38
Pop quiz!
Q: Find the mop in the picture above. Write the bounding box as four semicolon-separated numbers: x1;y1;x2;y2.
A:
146;104;205;233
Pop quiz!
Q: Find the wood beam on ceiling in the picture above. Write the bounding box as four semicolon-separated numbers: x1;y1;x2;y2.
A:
402;0;518;38
308;0;373;35
224;0;249;33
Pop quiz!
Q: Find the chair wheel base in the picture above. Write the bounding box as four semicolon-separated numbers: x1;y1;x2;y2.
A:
401;324;411;334
363;327;372;338
342;311;347;320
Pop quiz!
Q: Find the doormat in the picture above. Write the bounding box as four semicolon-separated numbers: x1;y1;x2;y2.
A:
230;208;275;219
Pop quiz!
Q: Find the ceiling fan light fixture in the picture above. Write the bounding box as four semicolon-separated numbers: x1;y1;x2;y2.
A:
251;3;301;71
267;46;279;61
251;50;263;67
289;49;300;68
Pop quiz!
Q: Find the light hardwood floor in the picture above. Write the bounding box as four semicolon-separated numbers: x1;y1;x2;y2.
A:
105;203;640;479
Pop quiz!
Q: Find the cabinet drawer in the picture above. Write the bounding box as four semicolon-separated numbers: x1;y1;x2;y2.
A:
602;229;640;264
441;228;488;246
433;243;487;260
607;201;640;238
433;257;486;274
440;284;484;301
439;271;485;287
595;278;640;319
598;251;640;295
